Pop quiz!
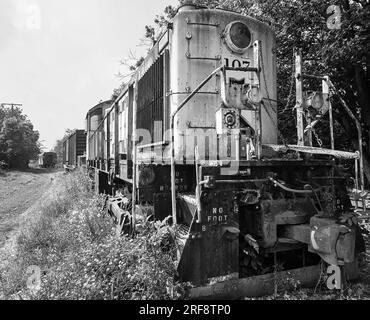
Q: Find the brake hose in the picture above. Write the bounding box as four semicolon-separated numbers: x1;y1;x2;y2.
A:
269;177;322;195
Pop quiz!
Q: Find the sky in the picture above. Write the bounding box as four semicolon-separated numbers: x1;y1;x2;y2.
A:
0;0;178;150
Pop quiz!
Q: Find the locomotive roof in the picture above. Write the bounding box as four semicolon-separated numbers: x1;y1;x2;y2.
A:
111;6;274;107
85;99;114;119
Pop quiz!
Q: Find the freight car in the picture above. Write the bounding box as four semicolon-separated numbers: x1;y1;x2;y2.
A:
85;100;114;190
39;152;57;168
86;5;366;298
63;130;87;168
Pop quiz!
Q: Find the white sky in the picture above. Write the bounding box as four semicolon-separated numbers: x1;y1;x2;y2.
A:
0;0;178;150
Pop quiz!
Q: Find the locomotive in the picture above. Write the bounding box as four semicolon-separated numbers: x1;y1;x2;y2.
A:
86;5;365;298
39;152;57;168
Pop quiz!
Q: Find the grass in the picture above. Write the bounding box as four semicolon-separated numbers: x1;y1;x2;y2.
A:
0;169;183;300
0;168;368;300
0;168;7;177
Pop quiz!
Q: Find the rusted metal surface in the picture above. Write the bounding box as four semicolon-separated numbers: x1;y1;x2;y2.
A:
264;144;359;159
189;261;360;299
280;217;356;266
189;265;321;299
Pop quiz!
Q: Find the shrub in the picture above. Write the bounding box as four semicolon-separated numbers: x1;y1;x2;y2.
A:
0;160;8;170
0;169;184;300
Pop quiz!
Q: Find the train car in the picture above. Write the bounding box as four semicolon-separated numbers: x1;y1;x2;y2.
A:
87;5;365;298
39;152;57;168
85;100;113;190
63;130;87;167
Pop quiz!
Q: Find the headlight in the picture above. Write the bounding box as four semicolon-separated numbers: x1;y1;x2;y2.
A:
224;111;237;128
224;21;252;54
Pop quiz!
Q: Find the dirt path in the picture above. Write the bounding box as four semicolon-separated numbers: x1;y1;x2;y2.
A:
0;169;61;251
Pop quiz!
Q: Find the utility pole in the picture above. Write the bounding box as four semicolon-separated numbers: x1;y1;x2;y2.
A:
0;103;23;116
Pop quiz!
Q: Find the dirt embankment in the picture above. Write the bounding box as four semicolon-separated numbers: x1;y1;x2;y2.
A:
0;169;61;250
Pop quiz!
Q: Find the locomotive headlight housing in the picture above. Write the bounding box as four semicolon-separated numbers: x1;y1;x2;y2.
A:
225;112;237;127
216;108;240;134
224;21;252;54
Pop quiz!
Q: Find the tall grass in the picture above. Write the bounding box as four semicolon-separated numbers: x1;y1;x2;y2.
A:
0;169;183;300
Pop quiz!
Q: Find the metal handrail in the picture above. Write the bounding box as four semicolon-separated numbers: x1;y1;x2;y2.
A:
170;66;224;226
170;65;260;225
325;78;365;193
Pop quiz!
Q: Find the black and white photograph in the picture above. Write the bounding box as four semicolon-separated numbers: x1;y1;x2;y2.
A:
0;0;369;309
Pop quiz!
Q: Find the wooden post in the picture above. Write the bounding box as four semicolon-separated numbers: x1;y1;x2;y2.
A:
295;50;305;146
307;117;313;147
323;77;335;150
323;77;336;212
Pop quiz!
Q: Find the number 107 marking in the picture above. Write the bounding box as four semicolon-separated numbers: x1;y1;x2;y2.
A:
224;58;251;68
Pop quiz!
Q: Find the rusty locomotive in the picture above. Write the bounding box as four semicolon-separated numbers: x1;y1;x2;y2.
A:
85;5;366;298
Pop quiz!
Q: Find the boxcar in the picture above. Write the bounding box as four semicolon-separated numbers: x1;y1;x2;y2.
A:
63;130;87;167
39;152;57;168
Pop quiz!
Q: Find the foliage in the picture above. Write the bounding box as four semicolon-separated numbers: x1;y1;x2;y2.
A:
0;105;41;169
112;5;177;97
0;170;184;300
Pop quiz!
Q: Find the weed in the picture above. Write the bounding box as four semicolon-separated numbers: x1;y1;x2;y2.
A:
0;169;184;300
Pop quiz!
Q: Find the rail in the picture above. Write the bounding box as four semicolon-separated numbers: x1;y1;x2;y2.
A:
170;65;224;226
325;78;365;193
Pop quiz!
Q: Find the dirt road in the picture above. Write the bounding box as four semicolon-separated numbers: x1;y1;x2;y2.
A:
0;169;60;249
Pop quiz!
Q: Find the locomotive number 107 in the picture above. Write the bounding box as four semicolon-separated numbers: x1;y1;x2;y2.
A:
224;58;251;69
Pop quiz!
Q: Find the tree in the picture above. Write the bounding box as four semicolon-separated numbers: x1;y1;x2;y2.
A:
0;105;41;169
113;5;178;98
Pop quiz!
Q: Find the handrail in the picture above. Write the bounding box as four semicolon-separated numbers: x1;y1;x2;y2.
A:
325;78;365;193
170;65;260;225
170;66;224;226
264;144;360;160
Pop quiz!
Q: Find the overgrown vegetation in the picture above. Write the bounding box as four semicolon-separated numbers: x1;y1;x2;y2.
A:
0;169;369;300
0;105;41;169
0;170;184;300
246;261;370;300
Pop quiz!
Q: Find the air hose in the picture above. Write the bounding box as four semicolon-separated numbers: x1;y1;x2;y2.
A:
269;177;322;195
